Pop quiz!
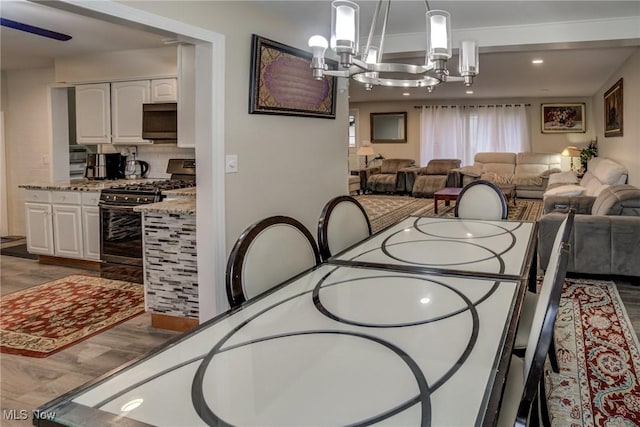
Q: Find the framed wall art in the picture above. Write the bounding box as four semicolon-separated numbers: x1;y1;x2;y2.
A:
604;78;623;137
249;34;337;119
541;103;586;133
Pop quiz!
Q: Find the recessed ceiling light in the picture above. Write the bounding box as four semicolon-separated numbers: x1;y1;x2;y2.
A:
402;92;410;96
466;90;474;94
532;59;544;64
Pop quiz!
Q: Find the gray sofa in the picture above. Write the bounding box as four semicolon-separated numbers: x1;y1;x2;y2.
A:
407;159;461;197
538;184;640;277
456;152;561;198
364;158;416;193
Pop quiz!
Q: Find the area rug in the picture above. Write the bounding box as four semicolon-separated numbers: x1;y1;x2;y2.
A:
413;197;545;222
0;275;145;357
546;278;640;427
354;195;433;232
0;243;38;260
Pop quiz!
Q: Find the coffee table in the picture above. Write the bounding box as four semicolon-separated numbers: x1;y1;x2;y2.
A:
433;187;462;214
434;186;514;214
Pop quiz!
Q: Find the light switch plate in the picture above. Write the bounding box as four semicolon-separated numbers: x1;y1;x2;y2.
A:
225;155;238;173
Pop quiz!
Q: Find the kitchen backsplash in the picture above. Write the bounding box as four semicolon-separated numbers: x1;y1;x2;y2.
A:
101;144;195;179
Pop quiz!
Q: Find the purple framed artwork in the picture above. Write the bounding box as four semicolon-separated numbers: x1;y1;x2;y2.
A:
249;34;336;119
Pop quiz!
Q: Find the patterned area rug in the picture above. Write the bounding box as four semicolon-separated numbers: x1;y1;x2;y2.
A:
354;195;433;232
413;197;545;221
547;278;640;426
0;275;145;357
355;195;544;232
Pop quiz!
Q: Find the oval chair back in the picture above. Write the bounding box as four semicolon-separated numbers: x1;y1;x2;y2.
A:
226;215;320;308
318;195;372;261
455;180;508;220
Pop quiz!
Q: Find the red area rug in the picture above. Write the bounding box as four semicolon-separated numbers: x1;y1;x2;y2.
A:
1;275;145;357
546;278;640;426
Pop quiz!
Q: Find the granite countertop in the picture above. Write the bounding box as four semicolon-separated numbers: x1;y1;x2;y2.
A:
134;198;196;215
162;187;196;197
19;178;160;191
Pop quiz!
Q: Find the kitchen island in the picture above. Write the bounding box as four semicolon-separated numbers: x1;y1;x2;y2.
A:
135;191;198;332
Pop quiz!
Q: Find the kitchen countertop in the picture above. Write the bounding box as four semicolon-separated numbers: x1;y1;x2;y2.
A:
162;187;196;197
19;178;161;191
134;198;195;215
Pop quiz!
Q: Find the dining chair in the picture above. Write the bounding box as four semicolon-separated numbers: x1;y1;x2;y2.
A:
225;215;320;309
317;195;372;261
497;239;571;427
455;179;508;220
514;209;575;374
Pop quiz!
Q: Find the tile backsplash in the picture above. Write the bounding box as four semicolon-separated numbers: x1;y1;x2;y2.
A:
103;144;195;179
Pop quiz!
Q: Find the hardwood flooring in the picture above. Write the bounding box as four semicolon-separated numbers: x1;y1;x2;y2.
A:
1;239;638;427
0;240;179;427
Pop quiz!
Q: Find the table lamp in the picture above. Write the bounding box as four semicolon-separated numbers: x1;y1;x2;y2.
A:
561;146;582;172
356;145;376;167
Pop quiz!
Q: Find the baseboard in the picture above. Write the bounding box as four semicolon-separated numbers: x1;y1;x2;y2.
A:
38;255;101;271
151;313;199;332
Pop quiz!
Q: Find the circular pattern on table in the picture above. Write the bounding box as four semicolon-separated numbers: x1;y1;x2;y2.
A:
412;218;513;240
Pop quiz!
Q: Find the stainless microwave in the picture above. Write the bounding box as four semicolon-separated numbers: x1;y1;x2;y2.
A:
142;103;177;142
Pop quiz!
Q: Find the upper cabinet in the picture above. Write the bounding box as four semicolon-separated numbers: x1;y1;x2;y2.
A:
151;79;178;103
76;83;111;144
111;80;151;144
75;78;177;145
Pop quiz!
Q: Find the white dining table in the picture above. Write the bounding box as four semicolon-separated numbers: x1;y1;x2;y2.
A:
35;263;523;427
330;216;538;285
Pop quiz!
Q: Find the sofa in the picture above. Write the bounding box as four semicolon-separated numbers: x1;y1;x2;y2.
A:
364;158;416;193
407;159;461;197
539;184;640;277
455;152;562;198
543;157;628;205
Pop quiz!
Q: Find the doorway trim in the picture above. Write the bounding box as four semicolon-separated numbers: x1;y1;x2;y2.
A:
55;0;227;321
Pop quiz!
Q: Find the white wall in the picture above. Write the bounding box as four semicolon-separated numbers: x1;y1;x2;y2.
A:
350;96;595;169
124;1;349;250
2;68;57;235
592;49;640;187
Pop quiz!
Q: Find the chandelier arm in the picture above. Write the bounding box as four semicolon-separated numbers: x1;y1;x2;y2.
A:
364;0;382;59
424;0;431;12
378;0;391;59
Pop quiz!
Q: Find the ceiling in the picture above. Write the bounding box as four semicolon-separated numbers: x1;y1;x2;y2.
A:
2;0;639;103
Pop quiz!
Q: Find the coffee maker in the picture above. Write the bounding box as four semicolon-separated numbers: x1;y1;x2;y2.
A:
84;154;125;180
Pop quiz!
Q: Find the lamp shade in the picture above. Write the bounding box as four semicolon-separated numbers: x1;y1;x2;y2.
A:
561;146;581;157
356;146;375;156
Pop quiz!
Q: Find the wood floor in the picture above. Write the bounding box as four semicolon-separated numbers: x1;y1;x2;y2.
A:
1;239;639;427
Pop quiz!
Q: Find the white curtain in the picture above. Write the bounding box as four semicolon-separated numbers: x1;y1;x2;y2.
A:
420;104;531;166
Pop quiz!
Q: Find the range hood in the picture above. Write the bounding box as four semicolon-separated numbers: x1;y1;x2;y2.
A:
142;103;177;143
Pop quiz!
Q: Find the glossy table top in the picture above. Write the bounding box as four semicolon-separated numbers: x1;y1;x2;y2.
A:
37;264;520;427
330;216;537;279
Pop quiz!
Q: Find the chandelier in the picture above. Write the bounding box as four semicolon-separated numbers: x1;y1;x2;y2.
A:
308;0;479;92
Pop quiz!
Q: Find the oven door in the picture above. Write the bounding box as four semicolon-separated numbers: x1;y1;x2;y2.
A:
100;204;143;266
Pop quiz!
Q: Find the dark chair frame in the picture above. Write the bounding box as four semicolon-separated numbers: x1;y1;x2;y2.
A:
514;241;570;427
225;215;320;309
317;195;372;262
455;179;508;219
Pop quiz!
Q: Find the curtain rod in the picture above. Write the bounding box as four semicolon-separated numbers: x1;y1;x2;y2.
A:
413;104;531;109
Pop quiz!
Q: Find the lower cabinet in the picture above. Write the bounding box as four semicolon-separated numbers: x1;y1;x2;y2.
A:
24;190;100;261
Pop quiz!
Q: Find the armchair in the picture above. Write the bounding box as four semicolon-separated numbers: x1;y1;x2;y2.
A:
409;159;461;198
365;158;415;193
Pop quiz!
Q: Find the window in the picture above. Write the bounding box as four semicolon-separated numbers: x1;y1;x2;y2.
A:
348;114;356;148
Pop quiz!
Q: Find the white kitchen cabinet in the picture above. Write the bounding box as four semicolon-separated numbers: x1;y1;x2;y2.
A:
75;83;111;144
111;80;151;144
24;190;100;261
25;202;54;256
81;192;101;261
151;78;177;102
177;45;195;148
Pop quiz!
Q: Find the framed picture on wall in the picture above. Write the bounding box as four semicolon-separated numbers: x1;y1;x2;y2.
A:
541;103;586;133
604;78;623;137
248;34;337;119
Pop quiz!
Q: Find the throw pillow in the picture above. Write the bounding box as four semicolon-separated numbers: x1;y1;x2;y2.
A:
584;179;610;197
544;184;585;197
